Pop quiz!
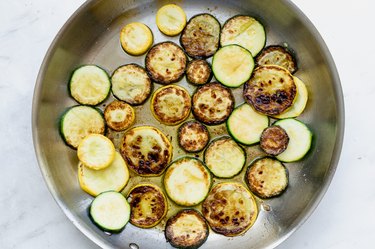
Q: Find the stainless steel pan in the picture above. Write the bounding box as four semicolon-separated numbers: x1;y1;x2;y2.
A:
32;0;344;248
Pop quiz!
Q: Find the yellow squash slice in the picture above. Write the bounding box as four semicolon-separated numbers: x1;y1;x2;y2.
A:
156;4;186;36
120;22;153;55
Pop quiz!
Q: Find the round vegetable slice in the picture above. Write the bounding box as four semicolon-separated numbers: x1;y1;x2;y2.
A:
186;59;212;85
78;151;129;196
202;182;258;237
212;45;255;87
120;22;153;55
260;125;289;156
89;191;130;233
151;85;191;125
127;184;167;228
164;157;211;206
178;120;210;153
256;45;297;74
156;4;186;36
69;65;111;106
77;134;115;170
104;100;135;131
165;209;209;249
245;157;288;198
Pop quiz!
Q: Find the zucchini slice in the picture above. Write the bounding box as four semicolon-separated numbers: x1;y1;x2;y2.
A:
127;184;167;228
104;100;135;131
186;59;212;85
60;105;105;149
111;64;152;106
260;125;289;156
212;45;255;87
180;13;221;59
156;4;186;36
274;118;313;162
243;65;296;116
89;191;130;233
69;65;111;106
192;82;235;125
245;157;288;199
273;76;308;119
165;209;209;249
120;22;153;56
163;157;211;206
204;137;245;178
202;182;258;237
256;45;297;74
78;151;130;196
120;126;173;176
178;120;210;153
151;85;191;125
220;15;266;57
227;104;269;145
145;41;187;85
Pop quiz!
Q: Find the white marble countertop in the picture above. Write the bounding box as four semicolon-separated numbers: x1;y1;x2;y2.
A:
1;0;374;248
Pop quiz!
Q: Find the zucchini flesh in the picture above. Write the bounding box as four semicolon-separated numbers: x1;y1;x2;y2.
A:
104;100;135;131
120;22;153;56
178;120;210;153
186;59;212;85
156;4;186;36
260;125;289;156
256;45;297;74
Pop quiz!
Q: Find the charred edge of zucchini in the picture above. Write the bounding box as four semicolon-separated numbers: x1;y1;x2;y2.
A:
180;13;221;59
255;45;298;74
186;59;213;85
177;120;210;153
260;125;289;156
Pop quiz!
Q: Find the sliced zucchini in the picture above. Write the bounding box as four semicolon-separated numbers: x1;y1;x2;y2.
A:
260;125;289;156
151;85;191;125
89;191;130;233
186;59;212;85
178;120;210;153
163;157;211;206
60;105;105;149
120;22;153;56
192;82;235;125
212;45;255;87
273;76;308;119
202;182;258;237
243;65;296;116
69;65;110;106
245;157;288;199
78;151;129;196
127;184;167;228
145;41;187;85
227;104;269;145
256;45;297;74
120;126;173;176
111;64;152;106
104;100;135;131
204;137;245;178
274;118;313;162
220;15;266;57
165;209;209;249
156;4;186;36
180;13;221;59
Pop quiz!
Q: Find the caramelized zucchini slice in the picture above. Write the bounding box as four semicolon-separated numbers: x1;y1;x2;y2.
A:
104;100;135;131
165;209;209;249
178;120;210;153
202;182;258;237
120;22;153;56
127;184;167;228
151;85;191;125
120;126;173;176
186;59;212;85
245;157;288;198
111;64;152;105
243;65;296;116
260;125;289;156
163;157;211;206
192;82;235;125
180;13;221;59
256;45;297;74
145;41;187;84
156;4;187;36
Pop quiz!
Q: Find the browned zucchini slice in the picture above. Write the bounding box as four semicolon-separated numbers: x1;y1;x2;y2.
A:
145;41;187;84
120;126;173;176
243;65;296;116
245;157;288;198
186;59;212;85
260;125;289;156
151;85;191;125
165;209;209;249
104;100;135;131
180;13;221;59
178;120;210;153
192;82;235;125
202;182;258;236
127;184;167;228
256;45;297;74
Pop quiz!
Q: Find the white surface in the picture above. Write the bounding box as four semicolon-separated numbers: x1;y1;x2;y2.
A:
0;0;374;248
